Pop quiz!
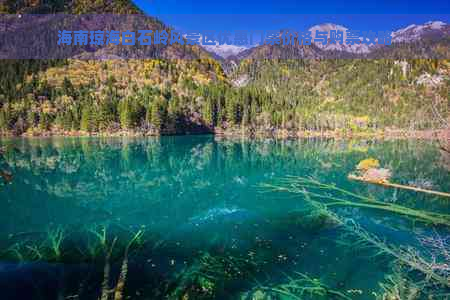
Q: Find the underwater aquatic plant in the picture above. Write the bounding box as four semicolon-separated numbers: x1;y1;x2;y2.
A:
274;206;341;233
167;252;257;299
89;225;108;249
4;241;46;262
375;264;450;300
375;267;421;300
340;220;450;288
26;244;44;260
47;226;65;260
418;230;450;276
82;224;111;260
244;272;352;300
261;176;450;227
2;229;67;263
262;176;450;290
2;228;66;263
5;243;26;262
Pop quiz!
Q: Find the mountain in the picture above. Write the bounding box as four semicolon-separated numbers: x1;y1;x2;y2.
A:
209;21;449;59
392;21;448;43
0;0;448;138
0;0;230;136
224;20;449;133
223;20;449;62
309;23;371;54
306;21;449;54
202;43;249;59
0;0;141;14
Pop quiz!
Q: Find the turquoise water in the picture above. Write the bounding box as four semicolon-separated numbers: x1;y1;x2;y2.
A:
0;136;449;299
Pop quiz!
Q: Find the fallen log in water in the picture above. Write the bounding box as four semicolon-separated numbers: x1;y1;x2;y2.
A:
348;174;450;198
261;176;450;226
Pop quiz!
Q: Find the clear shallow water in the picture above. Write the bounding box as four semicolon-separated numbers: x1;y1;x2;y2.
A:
0;136;449;300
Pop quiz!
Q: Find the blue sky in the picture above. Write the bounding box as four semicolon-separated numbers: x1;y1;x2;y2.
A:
132;0;450;32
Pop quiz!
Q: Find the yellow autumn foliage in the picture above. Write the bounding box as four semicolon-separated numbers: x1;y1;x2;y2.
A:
356;158;380;171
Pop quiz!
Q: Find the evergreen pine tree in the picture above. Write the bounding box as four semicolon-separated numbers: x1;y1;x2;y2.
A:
202;96;214;126
0;108;7;132
63;111;73;131
39;113;50;131
26;109;36;129
119;99;132;129
150;100;162;130
80;105;91;132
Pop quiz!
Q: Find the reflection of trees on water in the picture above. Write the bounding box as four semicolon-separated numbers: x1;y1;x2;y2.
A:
441;149;450;171
439;129;450;171
0;137;449;299
0;145;13;185
0;137;449;229
1;137;448;191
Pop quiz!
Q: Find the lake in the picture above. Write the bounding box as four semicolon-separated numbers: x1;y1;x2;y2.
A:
0;136;449;299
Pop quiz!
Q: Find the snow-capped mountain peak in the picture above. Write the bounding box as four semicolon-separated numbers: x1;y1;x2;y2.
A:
307;21;447;53
202;42;248;59
183;33;250;59
201;21;448;58
392;21;447;42
425;21;446;29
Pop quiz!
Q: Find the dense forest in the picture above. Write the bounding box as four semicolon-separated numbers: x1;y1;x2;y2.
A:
0;0;449;137
0;57;448;136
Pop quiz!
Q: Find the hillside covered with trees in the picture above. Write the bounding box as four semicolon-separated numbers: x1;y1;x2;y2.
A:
0;0;448;137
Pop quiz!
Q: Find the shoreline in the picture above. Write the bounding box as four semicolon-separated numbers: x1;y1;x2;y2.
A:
215;128;449;141
0;128;449;141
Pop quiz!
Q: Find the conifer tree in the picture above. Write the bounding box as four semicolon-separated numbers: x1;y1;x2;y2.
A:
150;100;162;130
0;108;7;132
38;113;50;131
63;111;73;131
26;109;36;129
119;99;133;129
80;105;92;132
